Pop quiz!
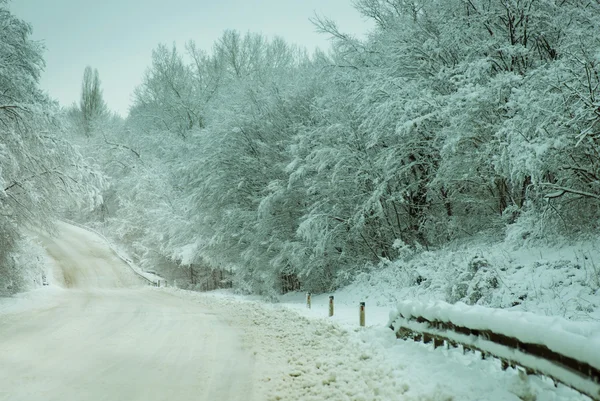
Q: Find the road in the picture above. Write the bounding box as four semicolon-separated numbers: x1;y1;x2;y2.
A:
0;223;574;401
0;222;255;401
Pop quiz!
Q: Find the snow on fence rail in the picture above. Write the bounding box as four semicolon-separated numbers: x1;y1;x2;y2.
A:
388;300;600;401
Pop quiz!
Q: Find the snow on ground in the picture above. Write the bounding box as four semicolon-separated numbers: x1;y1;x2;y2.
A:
184;289;589;401
60;219;161;284
0;288;258;401
200;233;600;400
2;281;589;401
5;221;598;400
254;237;600;400
74;217;599;400
320;237;600;322
1;223;255;401
0;286;65;316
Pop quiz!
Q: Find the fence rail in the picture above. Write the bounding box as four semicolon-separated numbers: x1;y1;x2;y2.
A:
389;301;600;401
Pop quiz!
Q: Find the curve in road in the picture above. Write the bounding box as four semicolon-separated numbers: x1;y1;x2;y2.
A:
0;222;255;401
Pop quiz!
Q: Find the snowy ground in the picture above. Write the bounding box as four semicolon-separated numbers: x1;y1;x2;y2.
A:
0;222;594;400
0;223;254;401
61;219;163;285
323;237;600;322
193;289;588;401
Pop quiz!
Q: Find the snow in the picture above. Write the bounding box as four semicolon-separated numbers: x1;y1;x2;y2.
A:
258;236;600;400
2;221;598;401
1;284;589;401
1;222;254;401
321;237;600;322
172;242;200;266
390;299;600;370
186;289;589;401
393;315;600;400
0;286;65;316
61;219;161;285
0;288;257;401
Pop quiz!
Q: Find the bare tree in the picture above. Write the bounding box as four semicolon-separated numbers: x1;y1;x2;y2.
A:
79;66;107;136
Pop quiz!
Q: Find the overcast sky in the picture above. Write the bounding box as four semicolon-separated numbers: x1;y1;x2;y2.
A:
9;0;371;116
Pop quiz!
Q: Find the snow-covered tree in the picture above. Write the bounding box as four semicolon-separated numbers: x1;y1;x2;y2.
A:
74;1;600;295
0;2;102;294
130;44;203;138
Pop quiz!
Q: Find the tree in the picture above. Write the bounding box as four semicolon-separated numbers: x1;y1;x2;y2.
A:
74;2;600;295
1;2;102;294
130;44;202;138
79;66;107;136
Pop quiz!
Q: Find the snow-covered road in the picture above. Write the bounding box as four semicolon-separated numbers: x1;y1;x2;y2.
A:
0;222;589;401
0;223;255;401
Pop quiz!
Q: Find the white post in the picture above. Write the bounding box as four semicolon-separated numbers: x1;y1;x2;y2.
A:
359;302;365;327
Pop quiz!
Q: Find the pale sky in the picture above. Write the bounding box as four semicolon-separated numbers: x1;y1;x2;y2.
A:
9;0;371;116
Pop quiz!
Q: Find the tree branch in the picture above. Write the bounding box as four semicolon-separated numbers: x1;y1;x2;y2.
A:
543;184;600;201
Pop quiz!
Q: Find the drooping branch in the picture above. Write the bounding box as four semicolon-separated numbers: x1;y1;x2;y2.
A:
543;184;600;201
102;132;141;159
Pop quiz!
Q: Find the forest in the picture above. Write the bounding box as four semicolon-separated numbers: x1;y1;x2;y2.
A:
2;0;600;297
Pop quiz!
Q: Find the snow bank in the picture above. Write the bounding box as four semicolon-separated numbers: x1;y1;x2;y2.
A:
179;289;588;401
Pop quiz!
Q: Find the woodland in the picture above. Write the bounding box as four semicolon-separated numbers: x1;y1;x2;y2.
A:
2;0;600;296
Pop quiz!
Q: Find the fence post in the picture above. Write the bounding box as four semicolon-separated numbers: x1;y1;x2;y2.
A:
306;292;311;309
329;296;334;317
359;302;365;327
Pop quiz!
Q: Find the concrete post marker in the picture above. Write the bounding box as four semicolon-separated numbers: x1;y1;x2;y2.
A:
359;302;365;327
